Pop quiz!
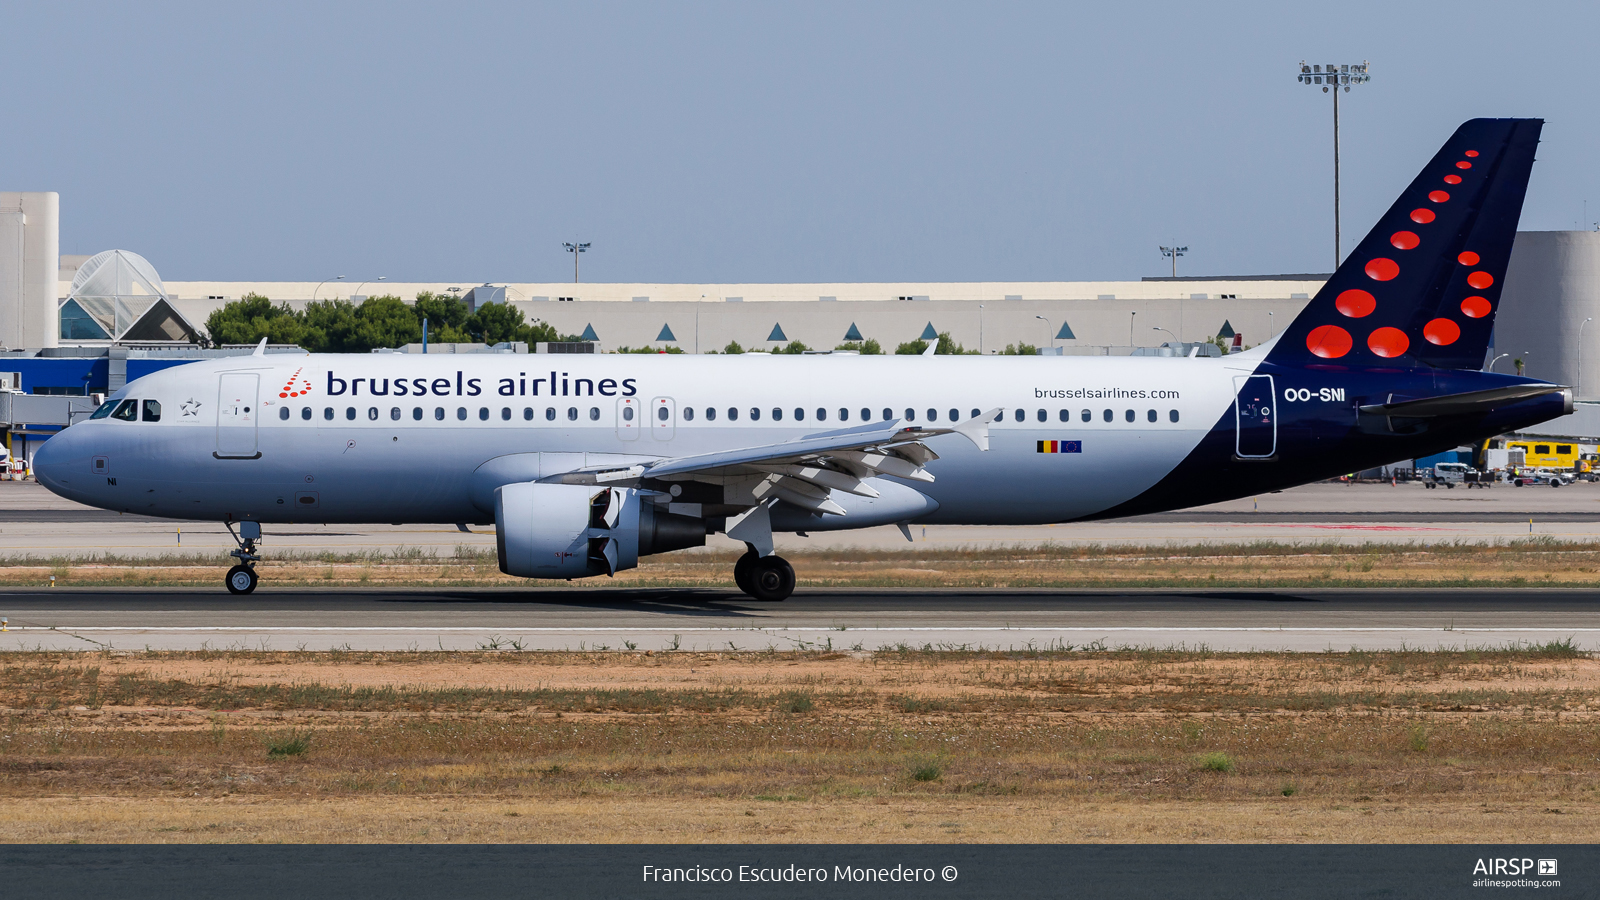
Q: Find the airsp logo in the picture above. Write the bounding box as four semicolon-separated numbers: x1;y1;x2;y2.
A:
1472;858;1554;876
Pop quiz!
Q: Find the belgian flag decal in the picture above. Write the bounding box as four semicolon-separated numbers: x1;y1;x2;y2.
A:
1037;440;1082;454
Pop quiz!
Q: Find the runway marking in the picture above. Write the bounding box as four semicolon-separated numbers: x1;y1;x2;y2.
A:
10;626;1600;634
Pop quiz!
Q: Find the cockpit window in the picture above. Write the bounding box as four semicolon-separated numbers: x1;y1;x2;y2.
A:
110;399;139;421
142;400;161;422
90;400;119;420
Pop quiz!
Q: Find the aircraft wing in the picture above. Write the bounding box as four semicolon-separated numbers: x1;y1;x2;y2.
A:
542;410;999;516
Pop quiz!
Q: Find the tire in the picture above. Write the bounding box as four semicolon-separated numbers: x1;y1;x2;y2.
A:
1552;480;1562;488
748;556;795;602
733;550;758;595
225;565;258;595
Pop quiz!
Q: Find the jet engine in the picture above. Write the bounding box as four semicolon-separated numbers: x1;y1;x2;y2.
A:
494;482;706;579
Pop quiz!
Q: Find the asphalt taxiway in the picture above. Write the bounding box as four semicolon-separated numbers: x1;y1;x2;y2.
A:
1;587;1594;652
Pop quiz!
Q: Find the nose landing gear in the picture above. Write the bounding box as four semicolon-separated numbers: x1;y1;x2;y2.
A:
224;521;262;595
733;545;794;602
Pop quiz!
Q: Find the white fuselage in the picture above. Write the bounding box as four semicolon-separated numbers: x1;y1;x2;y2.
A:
34;351;1258;527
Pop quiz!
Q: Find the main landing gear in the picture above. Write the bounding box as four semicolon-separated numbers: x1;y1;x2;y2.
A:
734;545;794;602
224;521;262;595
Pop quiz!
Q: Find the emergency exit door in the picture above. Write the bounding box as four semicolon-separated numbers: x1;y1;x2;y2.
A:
216;373;261;458
1233;374;1276;459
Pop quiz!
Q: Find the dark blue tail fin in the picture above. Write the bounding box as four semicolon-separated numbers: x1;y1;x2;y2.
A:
1267;118;1542;370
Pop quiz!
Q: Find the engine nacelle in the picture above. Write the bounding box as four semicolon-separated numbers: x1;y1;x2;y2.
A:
494;482;706;579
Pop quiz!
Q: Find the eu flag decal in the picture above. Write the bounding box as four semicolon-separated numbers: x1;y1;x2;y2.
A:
1037;440;1082;454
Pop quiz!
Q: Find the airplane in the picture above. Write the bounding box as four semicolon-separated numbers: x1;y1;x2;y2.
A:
33;118;1569;601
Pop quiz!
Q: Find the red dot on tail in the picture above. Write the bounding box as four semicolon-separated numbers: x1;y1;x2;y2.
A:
1456;161;1472;169
1306;324;1352;358
1410;208;1436;224
1390;231;1420;250
1335;289;1376;317
1467;271;1495;289
1429;190;1450;203
1365;258;1400;281
1458;251;1480;265
279;392;288;398
1367;327;1410;358
1460;296;1492;318
1443;174;1462;185
1423;318;1461;345
1465;150;1479;157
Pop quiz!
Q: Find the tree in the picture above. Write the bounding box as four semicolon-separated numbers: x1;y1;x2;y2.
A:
613;345;685;354
203;293;305;347
1000;342;1038;356
777;341;810;354
934;331;974;355
349;295;423;352
895;339;927;355
722;340;745;355
835;338;883;355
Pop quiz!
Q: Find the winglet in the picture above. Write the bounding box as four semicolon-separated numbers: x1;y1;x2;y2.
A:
252;337;268;357
950;407;999;451
921;342;936;357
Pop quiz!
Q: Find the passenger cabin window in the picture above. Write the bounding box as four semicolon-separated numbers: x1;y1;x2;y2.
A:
545;407;555;421
392;407;403;421
346;407;357;421
302;407;312;420
1169;409;1180;423
1124;409;1135;422
1147;409;1157;423
412;407;423;421
750;408;761;421
1102;409;1112;422
1013;409;1024;423
478;407;489;421
927;408;937;421
683;407;695;421
706;407;717;421
772;408;783;421
589;407;600;421
456;407;467;421
567;407;578;421
500;407;511;421
622;406;634;421
728;407;738;421
325;407;335;421
882;408;892;421
794;408;804;421
278;407;290;420
1081;409;1091;423
1036;409;1046;423
523;407;534;421
367;407;378;420
970;409;980;419
436;407;447;421
657;407;669;421
111;399;139;421
949;409;959;422
1059;410;1069;422
142;400;161;422
905;408;916;422
817;408;827;421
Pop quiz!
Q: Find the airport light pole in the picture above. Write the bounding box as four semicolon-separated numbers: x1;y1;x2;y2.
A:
1153;326;1179;348
1298;60;1372;267
563;242;590;283
1035;315;1054;350
1485;352;1510;373
1129;311;1137;349
1159;246;1186;278
312;275;345;303
353;276;386;299
1268;310;1275;337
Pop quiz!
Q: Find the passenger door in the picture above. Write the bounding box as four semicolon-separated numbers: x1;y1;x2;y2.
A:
216;373;261;458
1233;374;1276;459
651;396;676;441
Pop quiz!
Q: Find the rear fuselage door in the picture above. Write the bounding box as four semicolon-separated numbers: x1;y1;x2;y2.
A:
1233;374;1276;459
651;396;676;441
216;372;261;458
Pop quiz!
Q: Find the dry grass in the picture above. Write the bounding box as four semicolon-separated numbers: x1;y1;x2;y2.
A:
4;537;1600;588
0;646;1595;843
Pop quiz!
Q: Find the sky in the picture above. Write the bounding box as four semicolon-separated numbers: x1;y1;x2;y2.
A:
6;1;1600;284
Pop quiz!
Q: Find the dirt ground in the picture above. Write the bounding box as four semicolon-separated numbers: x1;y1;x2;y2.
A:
0;647;1594;843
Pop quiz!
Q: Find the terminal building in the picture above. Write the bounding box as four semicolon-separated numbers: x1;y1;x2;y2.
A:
4;188;1600;471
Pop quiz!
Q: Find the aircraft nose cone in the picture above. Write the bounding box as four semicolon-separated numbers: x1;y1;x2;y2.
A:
31;428;75;493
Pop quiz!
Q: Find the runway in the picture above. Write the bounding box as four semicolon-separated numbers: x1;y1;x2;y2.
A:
1;587;1595;652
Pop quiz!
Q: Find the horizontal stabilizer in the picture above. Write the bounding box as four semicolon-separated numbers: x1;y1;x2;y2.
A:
1358;384;1569;418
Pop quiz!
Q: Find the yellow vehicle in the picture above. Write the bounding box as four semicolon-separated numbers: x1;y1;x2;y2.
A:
1505;440;1581;470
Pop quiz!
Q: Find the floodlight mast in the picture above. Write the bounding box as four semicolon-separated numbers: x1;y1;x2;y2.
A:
1298;61;1371;267
562;242;590;283
1159;246;1187;278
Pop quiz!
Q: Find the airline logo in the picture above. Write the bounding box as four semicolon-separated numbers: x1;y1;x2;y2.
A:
1036;440;1081;454
278;368;312;400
